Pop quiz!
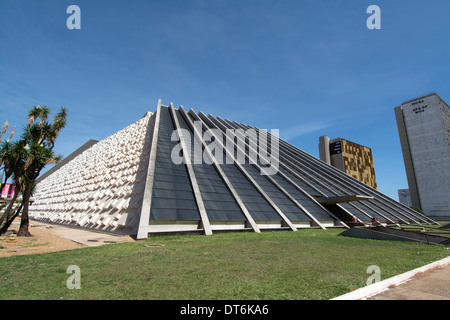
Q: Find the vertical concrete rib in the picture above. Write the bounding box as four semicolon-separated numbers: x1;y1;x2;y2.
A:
198;112;298;231
256;123;428;224
169;103;213;235
269;130;397;223
137;99;162;239
220;118;355;226
180;107;261;233
212;116;328;229
277;133;427;224
236;120;403;225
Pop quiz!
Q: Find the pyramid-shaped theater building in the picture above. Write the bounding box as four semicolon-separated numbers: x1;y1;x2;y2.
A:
29;100;435;239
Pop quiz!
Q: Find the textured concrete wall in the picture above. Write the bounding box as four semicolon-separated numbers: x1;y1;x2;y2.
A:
36;139;99;184
29;112;155;234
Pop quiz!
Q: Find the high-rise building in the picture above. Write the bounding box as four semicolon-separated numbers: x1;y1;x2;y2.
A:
319;136;377;189
398;189;412;207
395;93;450;220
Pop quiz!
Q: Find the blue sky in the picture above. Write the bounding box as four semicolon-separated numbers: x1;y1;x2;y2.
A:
1;0;449;200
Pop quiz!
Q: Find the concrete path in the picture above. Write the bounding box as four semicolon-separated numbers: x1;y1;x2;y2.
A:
368;263;450;300
333;256;450;300
30;220;135;247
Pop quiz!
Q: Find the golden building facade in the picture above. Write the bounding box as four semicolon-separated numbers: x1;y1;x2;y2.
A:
319;136;378;189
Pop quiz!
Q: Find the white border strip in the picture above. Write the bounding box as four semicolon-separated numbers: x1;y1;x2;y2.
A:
331;255;450;300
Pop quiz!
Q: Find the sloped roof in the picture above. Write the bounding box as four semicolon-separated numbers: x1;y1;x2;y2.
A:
29;101;435;238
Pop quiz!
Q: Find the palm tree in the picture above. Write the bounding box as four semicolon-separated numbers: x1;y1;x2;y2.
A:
0;140;27;229
0;122;18;229
0;106;68;237
0;120;16;183
0;168;32;235
17;106;67;237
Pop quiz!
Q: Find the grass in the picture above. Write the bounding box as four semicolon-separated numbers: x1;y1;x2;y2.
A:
21;239;51;248
0;228;448;300
392;224;450;237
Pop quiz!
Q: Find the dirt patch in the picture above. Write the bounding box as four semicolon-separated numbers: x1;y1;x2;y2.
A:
0;221;86;258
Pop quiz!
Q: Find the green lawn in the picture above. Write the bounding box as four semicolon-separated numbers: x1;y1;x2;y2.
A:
0;229;448;300
414;224;450;236
391;224;450;238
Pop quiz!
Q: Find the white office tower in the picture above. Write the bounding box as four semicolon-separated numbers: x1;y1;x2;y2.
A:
395;93;450;220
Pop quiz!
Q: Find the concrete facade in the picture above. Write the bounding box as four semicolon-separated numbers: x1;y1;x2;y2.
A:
395;93;450;220
29;112;155;234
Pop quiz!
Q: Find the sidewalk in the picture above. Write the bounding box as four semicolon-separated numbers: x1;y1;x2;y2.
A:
332;256;450;300
30;220;135;247
368;263;450;300
1;219;135;257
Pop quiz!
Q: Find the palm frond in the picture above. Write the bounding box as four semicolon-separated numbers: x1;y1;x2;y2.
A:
28;106;42;128
7;126;15;142
2;120;8;134
39;106;50;122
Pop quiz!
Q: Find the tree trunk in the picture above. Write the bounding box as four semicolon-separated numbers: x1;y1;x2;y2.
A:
2;171;7;186
0;184;19;226
17;182;33;237
0;201;23;235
